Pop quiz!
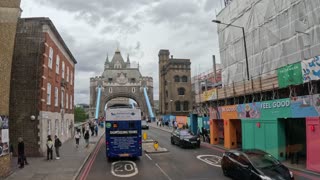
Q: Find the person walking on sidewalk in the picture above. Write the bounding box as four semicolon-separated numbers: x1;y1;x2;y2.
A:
94;121;98;136
46;135;54;160
54;135;62;159
17;137;28;168
84;130;90;148
75;129;81;148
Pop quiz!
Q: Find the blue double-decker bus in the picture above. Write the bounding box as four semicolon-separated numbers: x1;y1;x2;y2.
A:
105;106;142;159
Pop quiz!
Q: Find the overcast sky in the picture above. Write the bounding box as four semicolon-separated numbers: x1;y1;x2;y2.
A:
20;0;225;104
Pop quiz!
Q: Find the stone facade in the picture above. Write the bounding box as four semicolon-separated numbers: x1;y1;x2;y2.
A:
158;49;192;116
9;18;77;157
90;50;154;119
0;0;21;177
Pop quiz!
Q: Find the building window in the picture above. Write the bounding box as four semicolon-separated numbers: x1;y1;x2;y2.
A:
66;92;69;109
174;75;180;82
70;71;73;85
175;101;181;111
70;95;72;110
61;90;64;108
165;103;168;110
62;61;65;79
181;76;188;82
48;119;52;136
61;119;64;135
66;66;69;82
56;55;60;74
132;87;135;93
178;87;185;95
109;87;112;93
108;78;112;83
47;83;51;105
165;90;168;98
48;47;53;69
183;101;189;111
55;119;59;135
54;87;58;107
131;78;136;83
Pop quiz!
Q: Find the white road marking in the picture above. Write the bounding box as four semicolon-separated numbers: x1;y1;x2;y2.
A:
111;161;138;177
145;153;152;160
155;163;173;180
197;155;222;168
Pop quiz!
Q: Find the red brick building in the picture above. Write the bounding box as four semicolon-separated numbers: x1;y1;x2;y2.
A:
10;17;77;156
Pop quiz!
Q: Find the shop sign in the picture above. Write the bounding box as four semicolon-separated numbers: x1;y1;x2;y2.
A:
237;102;261;119
301;56;320;82
291;95;319;117
202;88;218;101
220;105;238;119
277;62;303;88
260;99;291;119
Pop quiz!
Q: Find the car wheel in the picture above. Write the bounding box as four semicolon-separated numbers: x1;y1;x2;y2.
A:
196;142;200;148
179;140;184;148
171;138;174;145
222;167;229;177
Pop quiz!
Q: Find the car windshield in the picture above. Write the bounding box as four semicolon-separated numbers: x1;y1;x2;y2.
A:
247;153;280;169
179;130;192;137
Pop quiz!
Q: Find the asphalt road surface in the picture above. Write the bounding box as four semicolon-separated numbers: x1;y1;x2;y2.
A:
79;127;319;180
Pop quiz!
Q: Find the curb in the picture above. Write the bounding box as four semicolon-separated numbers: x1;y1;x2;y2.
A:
288;165;320;177
72;132;105;180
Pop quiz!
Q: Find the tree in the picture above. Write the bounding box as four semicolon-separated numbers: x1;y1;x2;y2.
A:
74;107;88;122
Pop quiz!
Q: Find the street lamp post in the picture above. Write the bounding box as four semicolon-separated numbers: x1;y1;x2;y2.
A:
212;20;250;81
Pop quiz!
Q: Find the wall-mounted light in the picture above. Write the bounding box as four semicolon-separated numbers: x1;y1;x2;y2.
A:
30;115;36;121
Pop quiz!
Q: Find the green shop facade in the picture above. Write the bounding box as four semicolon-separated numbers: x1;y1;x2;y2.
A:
225;96;320;173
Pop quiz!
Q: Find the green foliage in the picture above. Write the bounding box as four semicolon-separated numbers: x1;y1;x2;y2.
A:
75;107;87;122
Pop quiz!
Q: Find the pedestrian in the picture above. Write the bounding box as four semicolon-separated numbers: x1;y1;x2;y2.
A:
94;122;98;136
54;135;62;159
82;124;85;136
84;130;90;148
46;135;53;160
75;129;81;148
17;137;28;168
90;120;95;136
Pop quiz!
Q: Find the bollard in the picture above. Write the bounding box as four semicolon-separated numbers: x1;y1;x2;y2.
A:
153;141;159;151
143;132;147;140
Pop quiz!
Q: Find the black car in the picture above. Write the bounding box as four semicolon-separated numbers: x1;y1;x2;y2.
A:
170;129;200;148
141;120;149;130
221;149;294;180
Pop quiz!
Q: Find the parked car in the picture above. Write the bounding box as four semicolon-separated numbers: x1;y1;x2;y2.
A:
170;129;200;148
141;120;149;130
221;149;294;180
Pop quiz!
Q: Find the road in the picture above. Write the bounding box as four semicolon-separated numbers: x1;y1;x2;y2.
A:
78;127;320;180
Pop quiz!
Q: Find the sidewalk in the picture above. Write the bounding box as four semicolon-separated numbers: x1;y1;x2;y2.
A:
148;122;320;178
3;127;105;180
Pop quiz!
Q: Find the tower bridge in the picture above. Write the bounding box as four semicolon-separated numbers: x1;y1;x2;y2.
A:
89;49;154;120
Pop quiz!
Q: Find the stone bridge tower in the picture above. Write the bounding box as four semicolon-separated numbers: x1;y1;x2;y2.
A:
89;49;154;119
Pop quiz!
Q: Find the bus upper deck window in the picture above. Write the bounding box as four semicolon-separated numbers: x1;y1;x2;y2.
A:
129;122;135;128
